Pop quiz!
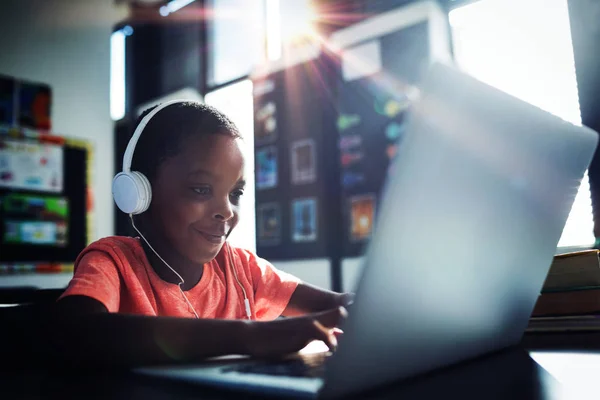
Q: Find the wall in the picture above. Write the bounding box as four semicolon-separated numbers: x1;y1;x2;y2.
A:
0;0;127;287
271;258;363;293
273;259;333;291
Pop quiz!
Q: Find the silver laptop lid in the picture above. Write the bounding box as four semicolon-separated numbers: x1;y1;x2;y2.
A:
321;62;598;398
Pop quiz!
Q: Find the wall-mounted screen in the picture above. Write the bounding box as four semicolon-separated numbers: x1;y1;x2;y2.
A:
2;193;68;247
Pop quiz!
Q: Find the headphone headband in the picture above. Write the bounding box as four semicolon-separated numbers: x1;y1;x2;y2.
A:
113;99;197;215
122;99;188;172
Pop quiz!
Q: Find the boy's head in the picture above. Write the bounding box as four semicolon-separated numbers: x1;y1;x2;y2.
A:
130;102;245;265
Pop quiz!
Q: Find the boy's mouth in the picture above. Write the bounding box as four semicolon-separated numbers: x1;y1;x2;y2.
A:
194;229;225;245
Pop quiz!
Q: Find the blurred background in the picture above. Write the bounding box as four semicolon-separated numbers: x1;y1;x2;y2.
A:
0;0;599;294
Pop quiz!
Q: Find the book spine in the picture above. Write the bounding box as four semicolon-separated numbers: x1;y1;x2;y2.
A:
532;290;600;317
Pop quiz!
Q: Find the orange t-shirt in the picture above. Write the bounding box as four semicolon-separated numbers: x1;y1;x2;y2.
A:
60;236;300;321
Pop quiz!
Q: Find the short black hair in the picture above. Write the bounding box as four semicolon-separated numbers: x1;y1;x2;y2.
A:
129;102;241;183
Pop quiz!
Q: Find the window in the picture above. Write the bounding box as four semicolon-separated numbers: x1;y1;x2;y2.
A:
205;80;256;251
449;0;594;249
207;0;265;86
110;26;132;121
266;0;316;61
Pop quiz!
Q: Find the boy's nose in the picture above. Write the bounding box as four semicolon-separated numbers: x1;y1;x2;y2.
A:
213;198;234;221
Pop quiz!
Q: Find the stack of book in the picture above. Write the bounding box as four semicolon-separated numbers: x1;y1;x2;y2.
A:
528;249;600;333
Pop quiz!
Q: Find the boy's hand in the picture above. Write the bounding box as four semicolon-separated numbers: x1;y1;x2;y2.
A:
283;281;356;317
245;307;348;358
338;292;355;308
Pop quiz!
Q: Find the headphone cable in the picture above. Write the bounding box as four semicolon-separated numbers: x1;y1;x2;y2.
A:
130;214;200;319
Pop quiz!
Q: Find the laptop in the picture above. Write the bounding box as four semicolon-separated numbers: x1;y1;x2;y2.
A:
135;62;599;398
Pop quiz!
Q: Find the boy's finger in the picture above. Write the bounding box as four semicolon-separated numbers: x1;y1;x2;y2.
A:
340;293;355;307
313;306;348;328
312;320;338;351
332;327;344;337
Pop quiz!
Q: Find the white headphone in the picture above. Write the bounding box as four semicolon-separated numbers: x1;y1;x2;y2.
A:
112;99;187;215
112;99;252;320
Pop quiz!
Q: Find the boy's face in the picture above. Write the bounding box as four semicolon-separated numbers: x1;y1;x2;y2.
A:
150;133;245;264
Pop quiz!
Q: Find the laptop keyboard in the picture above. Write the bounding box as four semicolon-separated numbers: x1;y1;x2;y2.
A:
221;352;331;378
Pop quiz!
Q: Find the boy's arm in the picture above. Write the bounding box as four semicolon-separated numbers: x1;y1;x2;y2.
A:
282;282;354;317
49;295;345;367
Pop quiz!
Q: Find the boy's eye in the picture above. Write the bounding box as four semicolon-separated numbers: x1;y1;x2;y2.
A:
192;187;211;196
230;189;244;203
231;189;244;199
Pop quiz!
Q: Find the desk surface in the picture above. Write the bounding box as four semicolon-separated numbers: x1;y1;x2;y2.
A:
2;301;600;399
2;345;599;400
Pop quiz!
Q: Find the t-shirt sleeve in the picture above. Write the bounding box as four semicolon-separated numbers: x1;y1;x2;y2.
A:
59;251;121;312
248;253;301;321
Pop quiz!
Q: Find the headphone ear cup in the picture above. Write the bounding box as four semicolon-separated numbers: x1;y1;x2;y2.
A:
131;171;152;214
112;171;152;215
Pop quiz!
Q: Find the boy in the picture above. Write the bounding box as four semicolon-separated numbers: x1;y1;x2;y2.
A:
53;102;352;366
